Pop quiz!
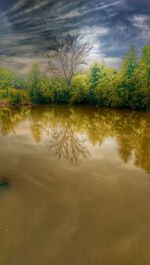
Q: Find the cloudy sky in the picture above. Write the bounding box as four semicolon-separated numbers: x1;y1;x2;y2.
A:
0;0;150;74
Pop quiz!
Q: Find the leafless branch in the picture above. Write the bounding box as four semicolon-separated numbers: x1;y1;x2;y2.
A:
45;34;93;85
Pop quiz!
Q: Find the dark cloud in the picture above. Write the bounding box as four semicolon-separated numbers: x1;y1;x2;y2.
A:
0;0;150;72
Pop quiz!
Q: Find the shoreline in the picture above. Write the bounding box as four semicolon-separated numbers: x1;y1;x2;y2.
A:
0;101;149;111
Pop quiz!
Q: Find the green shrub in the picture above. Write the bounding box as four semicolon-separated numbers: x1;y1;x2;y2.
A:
8;89;28;105
38;78;70;104
70;75;88;104
0;90;8;100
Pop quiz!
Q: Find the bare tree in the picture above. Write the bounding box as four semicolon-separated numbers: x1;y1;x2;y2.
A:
45;35;92;85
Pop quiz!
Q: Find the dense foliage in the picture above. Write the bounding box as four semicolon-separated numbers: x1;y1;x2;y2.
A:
0;45;150;109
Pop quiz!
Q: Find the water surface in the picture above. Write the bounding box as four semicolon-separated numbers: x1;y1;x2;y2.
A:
0;106;150;265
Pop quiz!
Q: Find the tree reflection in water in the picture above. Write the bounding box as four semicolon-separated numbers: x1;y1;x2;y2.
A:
0;107;29;135
44;125;90;165
0;106;150;172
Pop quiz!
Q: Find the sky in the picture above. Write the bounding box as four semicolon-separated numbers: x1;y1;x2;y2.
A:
0;0;150;74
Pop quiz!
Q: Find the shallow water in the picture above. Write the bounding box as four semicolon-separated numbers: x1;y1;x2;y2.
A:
0;105;150;265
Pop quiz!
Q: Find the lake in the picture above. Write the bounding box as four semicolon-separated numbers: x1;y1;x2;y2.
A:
0;105;150;265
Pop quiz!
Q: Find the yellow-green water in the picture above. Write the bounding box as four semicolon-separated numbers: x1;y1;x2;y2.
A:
0;106;150;265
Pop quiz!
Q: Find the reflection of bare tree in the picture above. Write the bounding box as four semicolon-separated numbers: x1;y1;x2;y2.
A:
44;125;90;165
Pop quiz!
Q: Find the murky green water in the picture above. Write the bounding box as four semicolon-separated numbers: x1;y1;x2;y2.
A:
0;105;150;265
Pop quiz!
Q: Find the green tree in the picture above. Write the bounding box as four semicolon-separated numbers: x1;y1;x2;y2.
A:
0;67;14;91
117;46;138;108
120;47;138;80
71;74;88;104
96;68;119;107
88;63;105;104
134;45;150;109
28;63;43;103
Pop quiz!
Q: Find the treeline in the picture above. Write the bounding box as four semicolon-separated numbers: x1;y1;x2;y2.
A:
0;44;150;109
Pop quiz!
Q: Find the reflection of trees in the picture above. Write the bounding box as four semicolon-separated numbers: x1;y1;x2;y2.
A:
0;107;29;135
29;106;150;172
44;125;89;165
0;105;150;172
0;107;29;184
30;107;90;165
30;121;42;143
